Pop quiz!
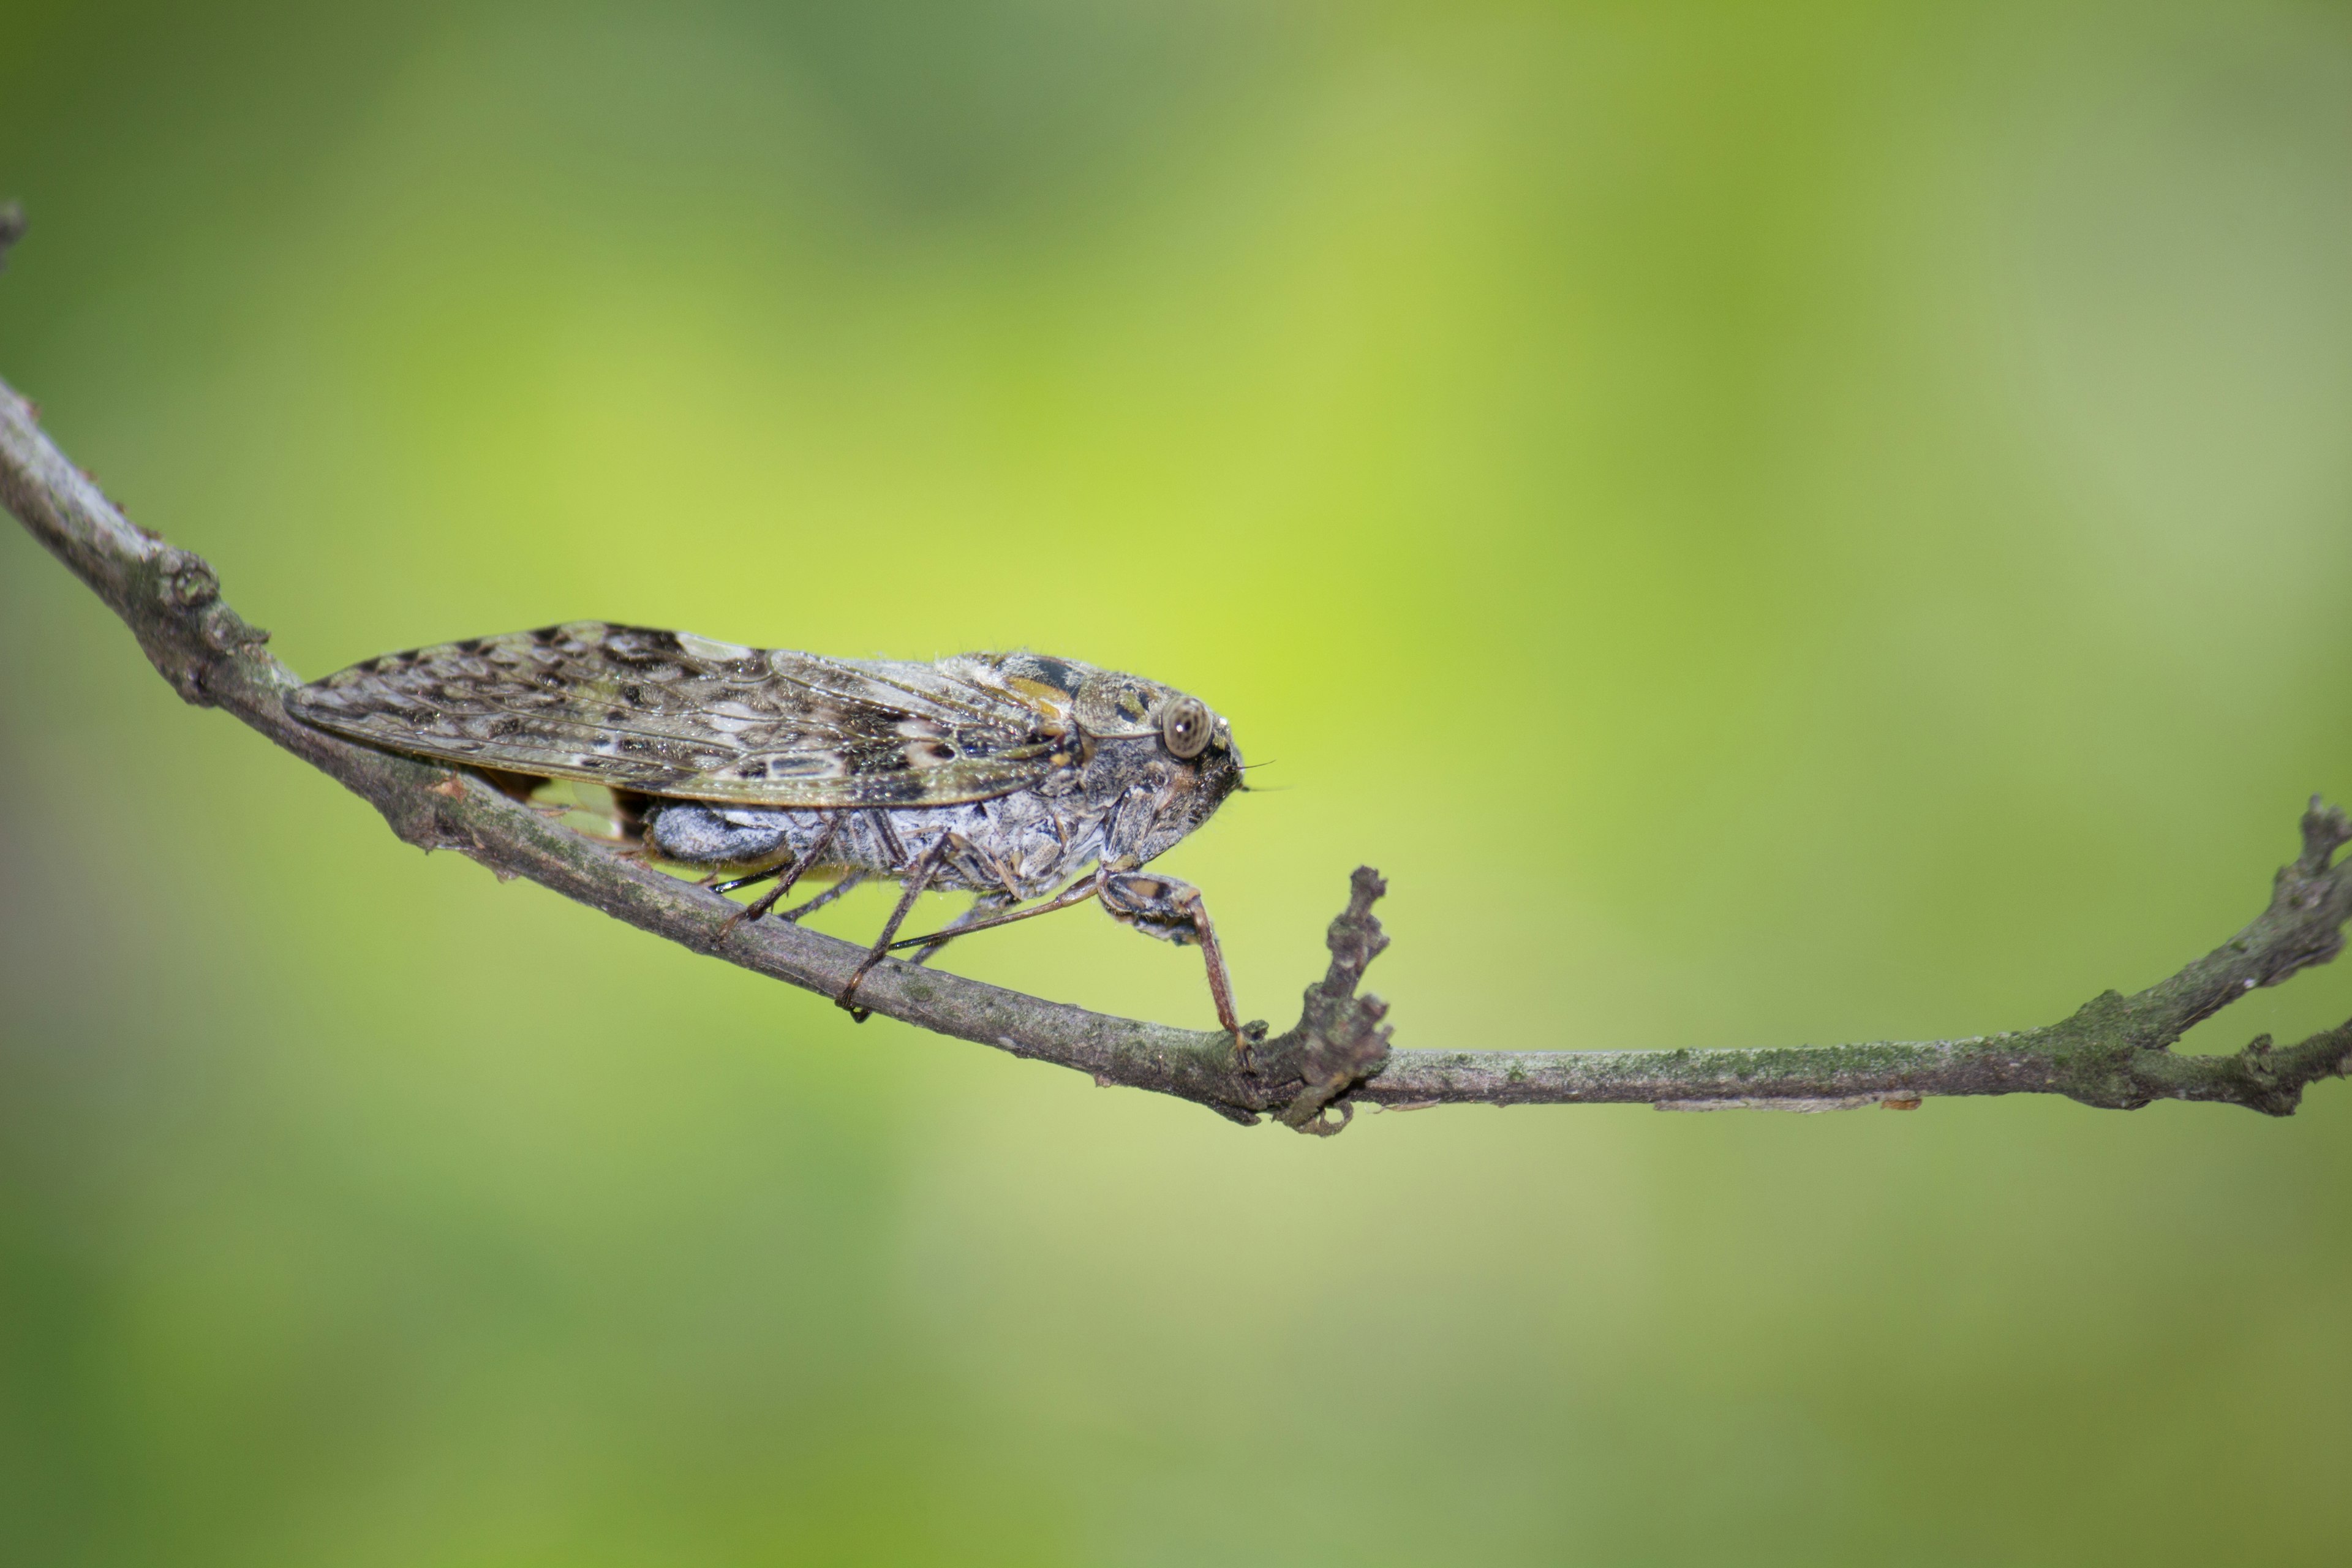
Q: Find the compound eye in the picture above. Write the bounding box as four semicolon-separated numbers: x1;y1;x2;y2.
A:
1160;695;1212;760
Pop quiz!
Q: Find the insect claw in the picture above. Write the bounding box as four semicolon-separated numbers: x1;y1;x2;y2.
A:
1234;1019;1268;1076
834;835;951;1019
836;960;881;1019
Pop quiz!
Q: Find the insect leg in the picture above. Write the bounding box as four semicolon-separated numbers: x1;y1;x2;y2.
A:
714;871;869;938
718;812;845;933
837;834;955;1020
1178;886;1247;1063
780;871;865;923
709;812;841;896
883;871;1103;952
1100;872;1249;1063
707;860;783;892
901;893;1016;968
867;809;908;870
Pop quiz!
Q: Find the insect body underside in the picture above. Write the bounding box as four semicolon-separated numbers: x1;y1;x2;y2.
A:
645;797;1089;902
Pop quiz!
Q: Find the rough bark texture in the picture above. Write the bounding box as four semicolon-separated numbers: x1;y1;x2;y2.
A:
7;365;2350;1132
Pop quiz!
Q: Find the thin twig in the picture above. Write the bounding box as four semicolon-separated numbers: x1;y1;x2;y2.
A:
6;364;2349;1130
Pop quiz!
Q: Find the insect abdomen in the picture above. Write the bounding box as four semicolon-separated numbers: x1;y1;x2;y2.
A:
644;803;797;867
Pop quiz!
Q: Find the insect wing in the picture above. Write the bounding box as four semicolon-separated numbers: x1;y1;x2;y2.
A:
288;622;1060;806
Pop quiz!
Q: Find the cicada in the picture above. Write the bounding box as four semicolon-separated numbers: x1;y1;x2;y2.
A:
288;622;1248;1041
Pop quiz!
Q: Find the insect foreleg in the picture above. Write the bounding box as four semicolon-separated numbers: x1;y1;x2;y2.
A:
1100;872;1247;1063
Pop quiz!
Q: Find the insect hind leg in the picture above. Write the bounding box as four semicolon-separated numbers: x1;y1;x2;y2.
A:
717;813;846;934
779;871;865;923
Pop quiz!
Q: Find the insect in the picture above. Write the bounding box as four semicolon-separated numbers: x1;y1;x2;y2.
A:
287;622;1250;1046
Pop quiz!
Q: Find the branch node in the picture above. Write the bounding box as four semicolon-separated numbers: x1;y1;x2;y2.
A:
159;549;219;609
374;773;477;857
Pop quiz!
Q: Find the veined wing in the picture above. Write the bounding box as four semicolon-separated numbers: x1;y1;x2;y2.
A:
287;622;1064;806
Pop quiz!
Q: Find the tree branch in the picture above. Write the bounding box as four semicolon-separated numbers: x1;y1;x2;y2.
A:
7;362;2350;1131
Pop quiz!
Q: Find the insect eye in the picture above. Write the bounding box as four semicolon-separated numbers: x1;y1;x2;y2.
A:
1160;696;1212;760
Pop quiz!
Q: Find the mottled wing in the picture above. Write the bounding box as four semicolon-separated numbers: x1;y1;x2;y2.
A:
288;622;1061;805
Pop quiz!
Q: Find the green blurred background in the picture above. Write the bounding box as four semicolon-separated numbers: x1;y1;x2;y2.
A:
6;1;2352;1562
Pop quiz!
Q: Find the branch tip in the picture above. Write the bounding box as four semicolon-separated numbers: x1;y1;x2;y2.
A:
2298;795;2351;876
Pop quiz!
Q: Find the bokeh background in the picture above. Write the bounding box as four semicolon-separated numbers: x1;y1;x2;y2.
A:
6;2;2352;1562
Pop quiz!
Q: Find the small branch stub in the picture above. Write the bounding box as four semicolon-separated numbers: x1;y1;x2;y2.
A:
1259;867;1395;1134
